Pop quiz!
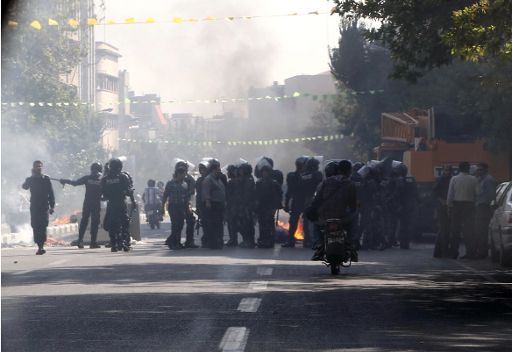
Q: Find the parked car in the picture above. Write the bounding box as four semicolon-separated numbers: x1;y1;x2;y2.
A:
489;181;512;267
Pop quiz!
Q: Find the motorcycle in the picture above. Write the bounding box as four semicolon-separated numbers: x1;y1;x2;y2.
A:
323;218;353;275
145;206;161;230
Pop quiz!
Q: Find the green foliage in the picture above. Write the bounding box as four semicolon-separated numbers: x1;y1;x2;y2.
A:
445;0;512;62
1;0;105;179
329;22;512;157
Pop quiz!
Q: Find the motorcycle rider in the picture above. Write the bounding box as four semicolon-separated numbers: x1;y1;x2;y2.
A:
60;162;103;249
22;160;55;255
282;156;308;248
142;179;162;229
308;160;357;261
255;164;283;248
101;158;136;252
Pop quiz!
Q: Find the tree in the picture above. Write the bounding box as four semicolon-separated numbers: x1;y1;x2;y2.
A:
331;0;512;80
329;22;512;157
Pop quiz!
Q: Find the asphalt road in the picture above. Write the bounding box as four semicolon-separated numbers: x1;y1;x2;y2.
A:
2;224;512;352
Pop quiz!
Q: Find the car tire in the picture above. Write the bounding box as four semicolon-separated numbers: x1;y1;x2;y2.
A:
499;230;512;267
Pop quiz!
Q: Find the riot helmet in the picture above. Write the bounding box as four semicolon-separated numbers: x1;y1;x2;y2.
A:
90;162;102;174
305;157;320;173
208;158;221;172
108;158;123;175
227;164;238;179
238;163;253;177
324;161;339;178
338;159;353;176
295;156;309;171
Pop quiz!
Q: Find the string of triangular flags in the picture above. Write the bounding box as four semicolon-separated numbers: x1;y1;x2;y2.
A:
1;90;385;108
7;11;331;30
119;134;344;147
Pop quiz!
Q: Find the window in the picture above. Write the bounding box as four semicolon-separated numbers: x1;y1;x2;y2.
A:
97;74;118;93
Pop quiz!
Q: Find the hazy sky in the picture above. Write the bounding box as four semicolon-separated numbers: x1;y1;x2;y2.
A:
96;0;340;116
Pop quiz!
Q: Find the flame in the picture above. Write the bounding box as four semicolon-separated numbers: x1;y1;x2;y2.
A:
294;218;305;241
276;219;304;241
52;209;81;225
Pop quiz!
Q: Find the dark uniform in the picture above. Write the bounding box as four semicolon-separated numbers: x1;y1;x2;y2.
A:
202;168;226;249
182;174;197;247
255;170;282;248
301;168;323;248
101;162;134;252
309;174;357;257
226;166;241;247
395;175;419;249
162;178;189;249
22;174;55;252
432;174;452;257
60;164;102;248
238;171;256;247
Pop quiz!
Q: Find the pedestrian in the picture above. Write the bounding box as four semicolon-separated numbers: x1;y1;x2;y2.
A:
202;159;226;249
255;165;283;248
142;179;162;228
447;161;478;259
101;158;136;252
432;165;453;258
60;162;103;249
161;167;190;250
22;160;55;255
282;156;308;248
474;163;497;259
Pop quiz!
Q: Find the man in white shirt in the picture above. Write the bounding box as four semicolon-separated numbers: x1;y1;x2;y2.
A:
447;161;478;259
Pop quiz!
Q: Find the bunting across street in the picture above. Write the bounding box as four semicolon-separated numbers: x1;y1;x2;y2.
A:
6;10;334;30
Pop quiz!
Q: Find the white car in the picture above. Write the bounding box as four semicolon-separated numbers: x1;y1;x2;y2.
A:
489;181;512;267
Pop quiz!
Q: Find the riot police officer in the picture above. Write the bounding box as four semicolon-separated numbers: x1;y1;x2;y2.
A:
255;165;283;248
161;166;190;250
283;156;308;248
22;160;55;255
60;162;103;249
238;163;256;248
226;164;241;247
101;158;136;252
301;157;324;248
202;159;226;249
175;160;198;248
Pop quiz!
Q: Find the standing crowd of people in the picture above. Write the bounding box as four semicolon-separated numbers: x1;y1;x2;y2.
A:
433;162;497;259
23;156;496;261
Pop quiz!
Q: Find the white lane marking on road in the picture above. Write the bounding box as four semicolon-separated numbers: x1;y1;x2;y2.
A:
48;259;68;267
256;267;273;276
219;327;249;352
12;259;68;276
237;298;262;313
249;281;268;290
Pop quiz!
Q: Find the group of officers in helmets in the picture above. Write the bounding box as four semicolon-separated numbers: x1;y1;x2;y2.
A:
142;155;418;260
23;153;418;259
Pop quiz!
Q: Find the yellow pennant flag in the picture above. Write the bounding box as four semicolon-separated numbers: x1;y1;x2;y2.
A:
125;17;136;24
30;20;42;30
188;18;198;23
87;18;97;26
145;17;156;23
172;17;183;24
107;19;116;25
204;16;215;21
68;19;79;27
48;18;59;26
